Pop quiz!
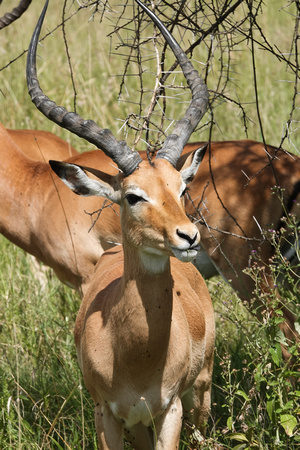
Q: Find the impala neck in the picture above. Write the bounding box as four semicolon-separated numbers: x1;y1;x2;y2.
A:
137;249;170;275
121;235;174;322
115;240;174;369
122;234;171;279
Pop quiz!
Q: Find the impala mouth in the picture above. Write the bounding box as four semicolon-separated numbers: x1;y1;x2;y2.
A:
172;245;200;262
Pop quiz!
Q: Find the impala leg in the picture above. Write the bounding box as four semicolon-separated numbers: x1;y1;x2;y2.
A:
153;397;183;450
124;424;154;450
94;402;123;450
182;364;213;439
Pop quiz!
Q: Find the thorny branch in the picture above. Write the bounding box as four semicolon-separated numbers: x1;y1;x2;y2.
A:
1;0;299;255
85;200;119;233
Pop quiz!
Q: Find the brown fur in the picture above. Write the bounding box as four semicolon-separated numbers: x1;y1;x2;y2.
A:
7;127;78;160
58;157;215;448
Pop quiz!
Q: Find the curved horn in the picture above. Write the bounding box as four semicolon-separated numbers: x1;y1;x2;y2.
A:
0;0;32;29
135;0;209;167
26;0;142;176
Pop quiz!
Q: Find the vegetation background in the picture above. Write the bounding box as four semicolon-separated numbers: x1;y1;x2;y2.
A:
0;0;299;448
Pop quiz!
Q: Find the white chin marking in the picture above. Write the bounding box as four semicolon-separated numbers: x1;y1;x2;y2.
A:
172;248;198;262
139;249;168;273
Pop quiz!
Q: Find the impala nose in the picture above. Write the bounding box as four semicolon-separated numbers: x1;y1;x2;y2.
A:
176;229;198;247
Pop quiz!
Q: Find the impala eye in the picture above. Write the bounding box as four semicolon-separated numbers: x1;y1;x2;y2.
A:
125;193;145;206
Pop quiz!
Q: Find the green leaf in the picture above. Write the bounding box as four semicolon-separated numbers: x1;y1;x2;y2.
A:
280;414;297;436
227;416;233;430
294;322;300;335
48;437;64;450
274;328;287;345
254;363;264;384
267;398;275;421
273;314;284;324
236;390;250;402
269;344;282;366
228;433;249;442
275;400;293;413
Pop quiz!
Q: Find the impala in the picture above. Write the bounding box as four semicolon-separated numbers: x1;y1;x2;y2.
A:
0;0;32;29
27;0;215;447
181;139;300;359
0;121;123;293
6;125;78;160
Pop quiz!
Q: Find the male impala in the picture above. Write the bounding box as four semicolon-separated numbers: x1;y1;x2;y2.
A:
0;0;32;29
27;0;215;447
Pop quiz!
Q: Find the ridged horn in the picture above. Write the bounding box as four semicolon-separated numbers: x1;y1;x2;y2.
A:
0;0;32;29
26;0;142;176
135;0;209;167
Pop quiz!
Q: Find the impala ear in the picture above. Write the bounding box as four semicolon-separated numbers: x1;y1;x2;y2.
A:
180;144;208;185
49;160;122;204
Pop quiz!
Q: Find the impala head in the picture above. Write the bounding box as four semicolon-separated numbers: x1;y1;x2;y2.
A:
49;146;206;269
27;0;209;267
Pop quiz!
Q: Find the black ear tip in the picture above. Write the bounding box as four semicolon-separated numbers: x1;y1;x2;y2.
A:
49;159;64;175
201;143;209;154
49;159;58;167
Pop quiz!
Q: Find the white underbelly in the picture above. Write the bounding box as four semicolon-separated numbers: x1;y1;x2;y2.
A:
109;391;172;428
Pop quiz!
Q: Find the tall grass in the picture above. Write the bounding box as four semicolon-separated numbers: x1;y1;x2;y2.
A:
0;232;299;448
0;0;299;448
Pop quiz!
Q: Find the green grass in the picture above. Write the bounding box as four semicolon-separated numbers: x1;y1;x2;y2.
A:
0;0;299;448
0;233;299;449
